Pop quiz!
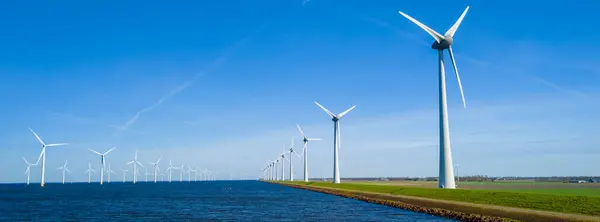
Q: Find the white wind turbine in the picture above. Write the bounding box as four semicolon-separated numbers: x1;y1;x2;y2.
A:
121;168;128;183
179;164;184;182
286;137;301;181
126;150;144;184
278;149;286;181
314;101;356;184
89;147;116;185
398;6;470;189
296;124;321;182
160;172;165;181
57;160;70;184
186;165;193;182
166;160;176;183
22;157;38;185
29;128;69;187
144;168;151;182
85;162;95;183
149;156;162;183
107;164;116;183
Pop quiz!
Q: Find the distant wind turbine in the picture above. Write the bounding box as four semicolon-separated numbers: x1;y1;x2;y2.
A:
57;160;70;184
22;157;38;185
397;6;470;189
107;164;116;183
179;164;184;182
278;149;287;181
29;128;69;187
144;168;151;182
126;150;144;184
121;168;128;183
166;160;176;183
150;156;162;183
85;162;96;183
286;137;301;181
296;124;321;182
89;147;116;185
314;101;356;184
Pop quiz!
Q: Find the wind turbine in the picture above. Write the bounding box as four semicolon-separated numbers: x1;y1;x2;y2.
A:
278;149;287;181
107;164;116;183
57;160;70;184
85;162;95;183
398;6;470;189
179;164;184;182
160;172;165;181
144;168;151;182
150;156;162;183
126;150;144;184
22;157;38;185
186;165;193;182
287;137;301;181
89;147;116;185
121;168;128;183
296;124;321;182
29;128;69;187
314;101;356;184
166;160;176;183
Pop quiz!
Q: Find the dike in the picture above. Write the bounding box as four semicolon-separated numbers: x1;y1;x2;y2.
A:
270;182;600;222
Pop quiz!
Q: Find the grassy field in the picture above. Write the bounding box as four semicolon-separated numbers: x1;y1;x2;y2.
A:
347;180;600;197
285;181;600;216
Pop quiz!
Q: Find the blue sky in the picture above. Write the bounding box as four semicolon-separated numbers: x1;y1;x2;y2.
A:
1;0;599;183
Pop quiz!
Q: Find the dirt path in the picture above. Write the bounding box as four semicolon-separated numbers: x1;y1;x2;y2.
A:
275;182;600;222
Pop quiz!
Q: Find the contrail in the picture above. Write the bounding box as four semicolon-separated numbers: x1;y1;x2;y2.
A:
116;24;267;133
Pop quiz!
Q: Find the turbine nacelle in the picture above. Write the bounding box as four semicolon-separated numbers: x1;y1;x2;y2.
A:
431;36;453;50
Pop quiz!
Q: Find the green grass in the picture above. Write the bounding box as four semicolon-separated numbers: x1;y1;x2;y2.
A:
283;181;600;216
503;188;600;197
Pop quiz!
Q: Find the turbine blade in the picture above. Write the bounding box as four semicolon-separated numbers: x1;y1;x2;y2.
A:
126;161;134;165
137;161;144;168
296;124;306;138
66;168;71;173
448;47;467;108
22;157;29;165
89;148;102;155
308;138;322;141
46;143;68;147
314;101;335;118
156;156;162;164
337;105;356;118
24;168;29;175
398;11;444;42
444;6;470;37
29;128;45;146
104;147;117;155
36;149;44;165
293;150;301;158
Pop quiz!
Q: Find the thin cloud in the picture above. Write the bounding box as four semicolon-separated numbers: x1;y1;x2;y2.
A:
116;24;267;133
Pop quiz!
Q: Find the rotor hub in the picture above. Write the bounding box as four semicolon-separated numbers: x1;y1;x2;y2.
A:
431;36;453;50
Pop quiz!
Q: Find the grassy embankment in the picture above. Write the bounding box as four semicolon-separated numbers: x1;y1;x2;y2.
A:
283;181;600;217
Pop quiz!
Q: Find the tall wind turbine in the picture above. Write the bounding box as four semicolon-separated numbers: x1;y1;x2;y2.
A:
166;160;175;183
89;147;116;185
107;164;116;183
57;160;70;184
314;102;356;184
398;6;470;189
296;124;321;182
29;128;69;187
126;150;144;184
150;156;162;183
287;137;301;181
121;168;128;183
144;168;150;182
22;157;38;185
278;150;286;181
85;162;95;183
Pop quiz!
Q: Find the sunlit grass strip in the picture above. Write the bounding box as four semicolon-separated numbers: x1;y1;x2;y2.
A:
281;182;514;222
288;181;600;216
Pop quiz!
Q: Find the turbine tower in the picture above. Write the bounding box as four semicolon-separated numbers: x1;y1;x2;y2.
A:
22;157;38;185
166;160;175;183
279;150;286;181
398;6;470;189
57;160;70;184
144;168;151;182
85;162;95;183
126;150;144;184
89;147;116;185
179;164;184;182
29;128;69;187
107;164;116;183
314;101;356;184
296;124;321;182
150;156;162;183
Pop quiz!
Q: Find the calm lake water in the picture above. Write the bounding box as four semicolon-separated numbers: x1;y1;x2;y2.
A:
0;181;455;221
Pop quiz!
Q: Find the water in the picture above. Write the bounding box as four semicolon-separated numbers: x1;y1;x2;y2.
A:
0;181;454;221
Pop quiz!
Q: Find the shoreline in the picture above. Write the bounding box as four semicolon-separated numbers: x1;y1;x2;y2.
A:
271;181;600;222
